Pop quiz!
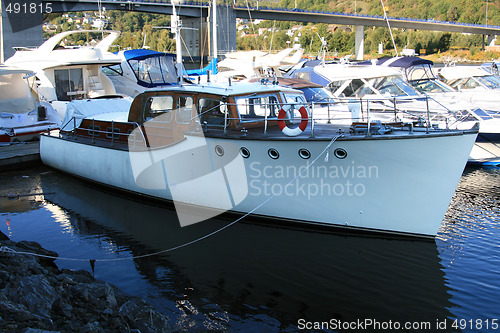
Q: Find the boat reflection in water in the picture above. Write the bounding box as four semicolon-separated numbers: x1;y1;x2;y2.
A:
38;169;454;329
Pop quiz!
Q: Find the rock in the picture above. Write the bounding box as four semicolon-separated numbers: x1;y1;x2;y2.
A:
79;321;103;333
102;307;113;315
5;274;58;318
0;238;178;332
0;230;8;241
51;298;73;318
17;241;58;262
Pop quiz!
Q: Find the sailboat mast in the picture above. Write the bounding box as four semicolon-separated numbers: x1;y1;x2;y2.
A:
380;0;399;56
172;3;184;83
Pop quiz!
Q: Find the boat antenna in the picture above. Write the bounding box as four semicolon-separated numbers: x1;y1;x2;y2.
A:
380;0;398;56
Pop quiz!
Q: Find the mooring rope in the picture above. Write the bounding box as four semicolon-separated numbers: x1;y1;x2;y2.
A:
1;135;342;264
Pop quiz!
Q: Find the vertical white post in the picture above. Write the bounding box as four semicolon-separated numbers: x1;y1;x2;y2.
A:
172;4;184;84
354;25;364;61
212;0;218;59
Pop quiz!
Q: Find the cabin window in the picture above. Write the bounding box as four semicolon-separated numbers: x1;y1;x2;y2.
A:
106;127;120;140
176;96;194;124
102;64;123;76
236;95;279;120
144;95;173;122
87;125;101;137
54;68;84;101
283;94;309;120
197;98;228;126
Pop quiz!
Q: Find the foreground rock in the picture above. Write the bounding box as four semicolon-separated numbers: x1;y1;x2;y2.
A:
0;235;174;333
0;228;296;333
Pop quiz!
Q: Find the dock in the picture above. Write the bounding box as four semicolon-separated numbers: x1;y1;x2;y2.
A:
0;142;41;170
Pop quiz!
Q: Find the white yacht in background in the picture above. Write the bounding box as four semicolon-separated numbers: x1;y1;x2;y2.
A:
365;57;500;166
0;65;59;144
438;65;500;112
284;59;454;125
4;30;124;120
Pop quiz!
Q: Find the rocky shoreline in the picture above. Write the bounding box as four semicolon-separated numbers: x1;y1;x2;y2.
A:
0;231;176;333
0;230;291;333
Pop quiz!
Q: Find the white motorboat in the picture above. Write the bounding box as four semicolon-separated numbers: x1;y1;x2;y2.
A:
40;79;477;238
438;65;500;111
0;65;59;144
285;59;500;166
4;30;123;120
366;57;500;166
284;60;454;123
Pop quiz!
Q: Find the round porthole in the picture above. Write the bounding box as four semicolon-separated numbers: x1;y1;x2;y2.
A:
298;148;311;159
240;147;250;158
334;148;347;159
268;148;280;159
215;145;224;156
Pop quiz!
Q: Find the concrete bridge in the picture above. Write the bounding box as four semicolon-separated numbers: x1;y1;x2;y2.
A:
2;0;500;62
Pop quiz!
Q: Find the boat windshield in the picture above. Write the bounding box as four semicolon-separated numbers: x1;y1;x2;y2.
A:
475;75;500;89
300;87;333;103
128;55;178;87
406;64;437;82
356;75;420;98
410;79;455;93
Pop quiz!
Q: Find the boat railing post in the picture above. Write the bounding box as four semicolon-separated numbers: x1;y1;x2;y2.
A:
366;99;371;137
91;118;95;144
224;105;228;135
310;103;315;138
264;104;268;136
111;121;115;146
73;117;76;140
327;99;331;124
426;96;431;133
393;97;397;121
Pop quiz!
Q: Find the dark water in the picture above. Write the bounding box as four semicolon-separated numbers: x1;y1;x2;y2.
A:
1;165;499;332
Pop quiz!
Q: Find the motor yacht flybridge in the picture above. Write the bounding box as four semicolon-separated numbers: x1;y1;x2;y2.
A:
40;78;477;238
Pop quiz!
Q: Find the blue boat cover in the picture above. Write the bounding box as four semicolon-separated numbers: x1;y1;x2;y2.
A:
359;56;434;69
123;49;176;61
185;57;218;76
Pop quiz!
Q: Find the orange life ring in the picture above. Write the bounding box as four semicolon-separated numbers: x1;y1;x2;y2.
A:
277;106;309;137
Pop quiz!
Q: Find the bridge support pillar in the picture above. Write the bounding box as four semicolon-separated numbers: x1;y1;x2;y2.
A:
354;25;364;61
1;6;43;62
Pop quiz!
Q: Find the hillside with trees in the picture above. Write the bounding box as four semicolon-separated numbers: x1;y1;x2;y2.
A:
43;0;500;60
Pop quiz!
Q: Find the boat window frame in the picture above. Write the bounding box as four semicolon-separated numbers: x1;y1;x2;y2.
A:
196;97;229;127
175;95;194;124
235;93;281;122
143;94;174;123
54;67;85;101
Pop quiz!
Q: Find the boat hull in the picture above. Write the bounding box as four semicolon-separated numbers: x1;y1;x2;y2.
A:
40;131;476;237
